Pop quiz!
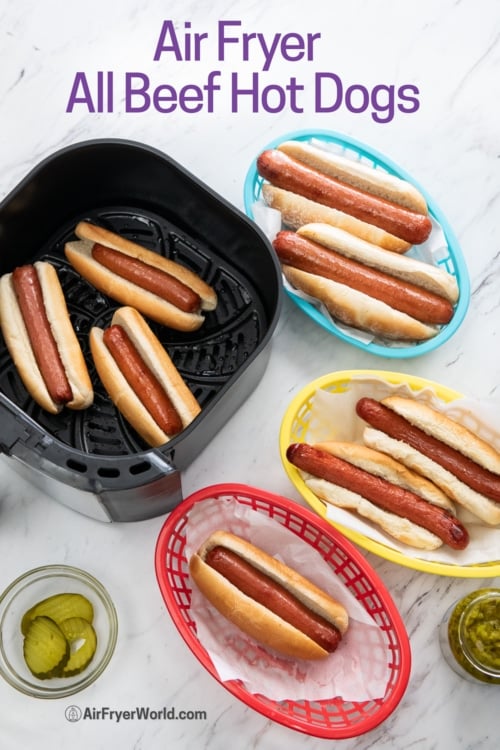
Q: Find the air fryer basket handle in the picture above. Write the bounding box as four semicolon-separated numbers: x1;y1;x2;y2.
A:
0;397;48;455
0;395;183;522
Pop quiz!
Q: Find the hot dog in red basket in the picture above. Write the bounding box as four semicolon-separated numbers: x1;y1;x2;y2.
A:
189;530;349;660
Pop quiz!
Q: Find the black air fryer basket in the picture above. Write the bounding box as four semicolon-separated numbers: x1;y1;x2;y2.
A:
0;140;282;522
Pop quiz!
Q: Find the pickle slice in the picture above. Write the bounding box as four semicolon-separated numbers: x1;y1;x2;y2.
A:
23;616;70;679
21;593;94;635
59;617;98;677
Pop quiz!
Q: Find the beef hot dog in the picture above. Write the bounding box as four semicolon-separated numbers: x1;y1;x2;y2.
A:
297;223;459;304
0;261;93;413
261;184;411;253
92;244;202;313
65;222;217;332
277;140;429;214
282;265;437;341
357;396;500;525
257;149;433;246
90;306;200;447
189;530;349;660
273;231;454;325
286;441;469;550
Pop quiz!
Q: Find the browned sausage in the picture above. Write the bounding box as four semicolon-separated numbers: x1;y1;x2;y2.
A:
286;442;469;550
257;149;433;245
11;265;73;405
92;244;201;313
356;397;500;504
205;545;342;652
273;231;453;325
103;324;183;436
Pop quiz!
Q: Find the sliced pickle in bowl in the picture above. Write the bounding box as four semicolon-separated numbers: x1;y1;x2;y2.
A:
59;617;98;677
20;593;98;680
21;592;94;635
23;616;70;679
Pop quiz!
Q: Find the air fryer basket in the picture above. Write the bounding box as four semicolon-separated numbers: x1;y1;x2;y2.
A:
0;139;282;521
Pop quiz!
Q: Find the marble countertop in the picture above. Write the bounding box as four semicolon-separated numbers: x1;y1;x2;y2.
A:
1;0;499;747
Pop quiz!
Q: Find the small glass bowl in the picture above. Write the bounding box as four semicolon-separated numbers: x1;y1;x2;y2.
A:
439;588;500;685
0;565;118;698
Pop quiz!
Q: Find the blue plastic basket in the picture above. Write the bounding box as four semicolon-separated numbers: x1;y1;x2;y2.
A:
243;129;470;359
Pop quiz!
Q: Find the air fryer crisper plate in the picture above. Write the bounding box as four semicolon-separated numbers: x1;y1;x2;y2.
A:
0;139;282;522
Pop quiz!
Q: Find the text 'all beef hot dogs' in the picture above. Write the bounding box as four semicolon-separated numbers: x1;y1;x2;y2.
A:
189;530;349;660
0;261;93;414
90;306;201;447
65;221;217;331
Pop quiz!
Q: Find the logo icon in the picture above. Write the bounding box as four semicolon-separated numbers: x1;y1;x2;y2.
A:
65;705;82;722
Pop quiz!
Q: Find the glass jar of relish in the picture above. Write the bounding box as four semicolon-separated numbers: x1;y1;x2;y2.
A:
439;588;500;684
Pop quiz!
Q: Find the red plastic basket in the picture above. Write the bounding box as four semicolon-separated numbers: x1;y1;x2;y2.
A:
154;484;411;739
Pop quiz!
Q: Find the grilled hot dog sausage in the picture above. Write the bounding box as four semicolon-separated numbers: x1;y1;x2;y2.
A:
190;530;349;660
257;149;433;245
103;324;183;436
12;265;73;405
205;546;342;653
90;307;201;447
356;397;500;504
286;442;469;550
273;231;453;325
92;244;201;313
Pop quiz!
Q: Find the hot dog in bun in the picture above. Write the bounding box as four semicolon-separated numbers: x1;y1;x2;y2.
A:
90;306;201;447
65;221;217;332
357;396;500;526
0;261;93;414
257;148;432;246
273;228;456;341
277;140;429;215
286;441;469;550
261;184;411;253
189;530;349;660
297;223;458;304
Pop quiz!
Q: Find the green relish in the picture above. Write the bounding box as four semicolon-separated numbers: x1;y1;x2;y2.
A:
443;589;500;684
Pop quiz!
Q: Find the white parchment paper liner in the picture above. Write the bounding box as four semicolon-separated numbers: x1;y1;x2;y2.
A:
252;137;453;348
184;494;391;702
301;376;500;564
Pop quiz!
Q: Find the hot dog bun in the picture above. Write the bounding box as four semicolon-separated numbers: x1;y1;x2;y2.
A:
363;428;500;527
292;441;462;550
90;306;201;447
382;396;500;473
297;223;459;304
189;530;349;660
282;264;438;341
275;230;454;329
0;261;93;413
360;396;500;526
65;221;217;332
261;184;411;253
277;141;428;215
257;149;432;246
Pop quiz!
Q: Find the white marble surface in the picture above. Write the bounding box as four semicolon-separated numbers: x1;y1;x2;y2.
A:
1;0;499;747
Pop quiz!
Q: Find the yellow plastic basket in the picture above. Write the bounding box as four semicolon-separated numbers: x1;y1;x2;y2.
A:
279;369;500;577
